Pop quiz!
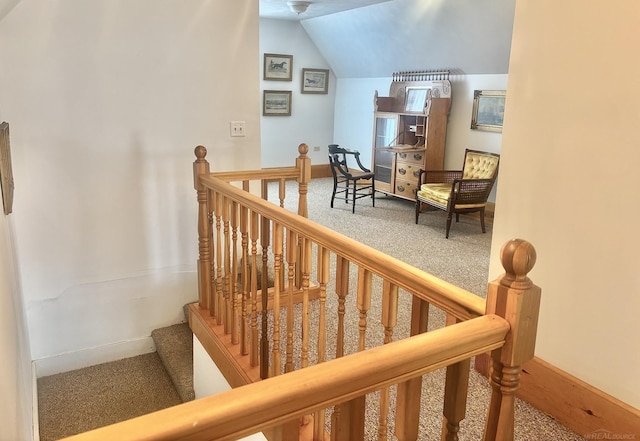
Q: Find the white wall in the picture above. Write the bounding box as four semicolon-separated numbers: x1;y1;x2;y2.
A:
490;0;640;408
259;18;336;167
193;336;267;440
333;77;391;161
0;214;32;441
0;0;261;375
333;74;507;201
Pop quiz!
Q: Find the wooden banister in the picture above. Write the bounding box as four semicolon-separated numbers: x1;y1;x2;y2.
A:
58;146;544;441
202;171;485;320
62;315;510;441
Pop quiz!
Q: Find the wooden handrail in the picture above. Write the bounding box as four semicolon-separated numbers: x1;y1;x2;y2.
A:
62;315;510;441
211;167;299;182
200;173;485;321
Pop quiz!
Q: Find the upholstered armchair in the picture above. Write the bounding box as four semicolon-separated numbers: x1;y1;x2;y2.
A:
415;149;500;238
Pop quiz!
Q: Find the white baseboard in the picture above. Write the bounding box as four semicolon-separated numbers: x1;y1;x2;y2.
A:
33;336;155;378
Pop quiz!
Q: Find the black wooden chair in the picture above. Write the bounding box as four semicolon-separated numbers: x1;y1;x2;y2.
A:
415;149;500;238
328;144;375;213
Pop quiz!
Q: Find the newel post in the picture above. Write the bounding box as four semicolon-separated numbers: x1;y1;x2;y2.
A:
194;146;211;310
483;239;541;441
296;143;311;218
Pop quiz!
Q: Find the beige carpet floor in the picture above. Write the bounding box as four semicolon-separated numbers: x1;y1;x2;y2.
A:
37;353;182;441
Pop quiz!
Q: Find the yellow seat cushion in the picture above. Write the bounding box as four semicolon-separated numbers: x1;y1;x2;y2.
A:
417;183;451;207
417;183;487;209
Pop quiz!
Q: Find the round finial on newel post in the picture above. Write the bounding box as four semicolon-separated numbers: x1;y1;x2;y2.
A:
194;145;207;160
500;239;536;289
193;145;210;191
298;143;309;156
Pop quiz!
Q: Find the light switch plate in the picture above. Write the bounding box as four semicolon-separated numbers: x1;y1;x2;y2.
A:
230;121;246;137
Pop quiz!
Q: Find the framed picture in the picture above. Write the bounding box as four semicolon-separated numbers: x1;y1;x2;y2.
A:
263;53;293;81
301;68;329;94
471;90;506;132
263;90;292;116
0;122;14;215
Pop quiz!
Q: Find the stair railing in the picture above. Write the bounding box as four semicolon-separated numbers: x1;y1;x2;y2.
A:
186;144;543;440
63;238;541;441
62;144;541;441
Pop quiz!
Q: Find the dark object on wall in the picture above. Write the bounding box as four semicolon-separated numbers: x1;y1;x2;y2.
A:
263;90;292;116
0;122;14;215
471;90;506;132
301;68;329;94
263;53;293;81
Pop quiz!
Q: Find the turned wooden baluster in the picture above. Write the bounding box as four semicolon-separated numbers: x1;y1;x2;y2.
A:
285;229;297;373
395;297;430;441
378;280;398;441
222;197;232;334
442;314;470;441
483;239;541;441
271;223;284;377
357;267;372;352
300;237;312;369
317;246;330;361
334;267;372;441
193;146;211;310
207;190;218;318
314;245;330;441
279;230;302;441
250;210;260;367
260;203;271;379
214;192;224;323
277;182;286;290
240;205;250;356
278;177;286;208
230;201;239;345
331;255;350;441
260;180;271;296
335;255;349;358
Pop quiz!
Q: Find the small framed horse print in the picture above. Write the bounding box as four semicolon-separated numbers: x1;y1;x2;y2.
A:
301;68;329;94
264;53;293;81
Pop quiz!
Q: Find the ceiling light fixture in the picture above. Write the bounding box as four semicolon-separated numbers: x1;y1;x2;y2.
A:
287;1;311;15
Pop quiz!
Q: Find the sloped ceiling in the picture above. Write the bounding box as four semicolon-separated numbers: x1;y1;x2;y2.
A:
301;0;516;77
0;0;516;78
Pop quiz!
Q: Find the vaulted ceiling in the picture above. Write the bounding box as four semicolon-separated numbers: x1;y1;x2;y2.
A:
0;0;516;78
275;0;517;78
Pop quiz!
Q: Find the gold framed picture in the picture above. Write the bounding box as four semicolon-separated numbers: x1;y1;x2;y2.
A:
471;90;506;133
263;90;292;116
301;68;329;94
264;53;293;81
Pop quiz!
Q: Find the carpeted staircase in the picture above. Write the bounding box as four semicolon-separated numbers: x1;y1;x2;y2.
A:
37;306;196;441
150;301;196;403
150;319;194;403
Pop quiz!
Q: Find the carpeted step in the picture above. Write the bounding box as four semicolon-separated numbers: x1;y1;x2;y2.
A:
151;323;194;402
